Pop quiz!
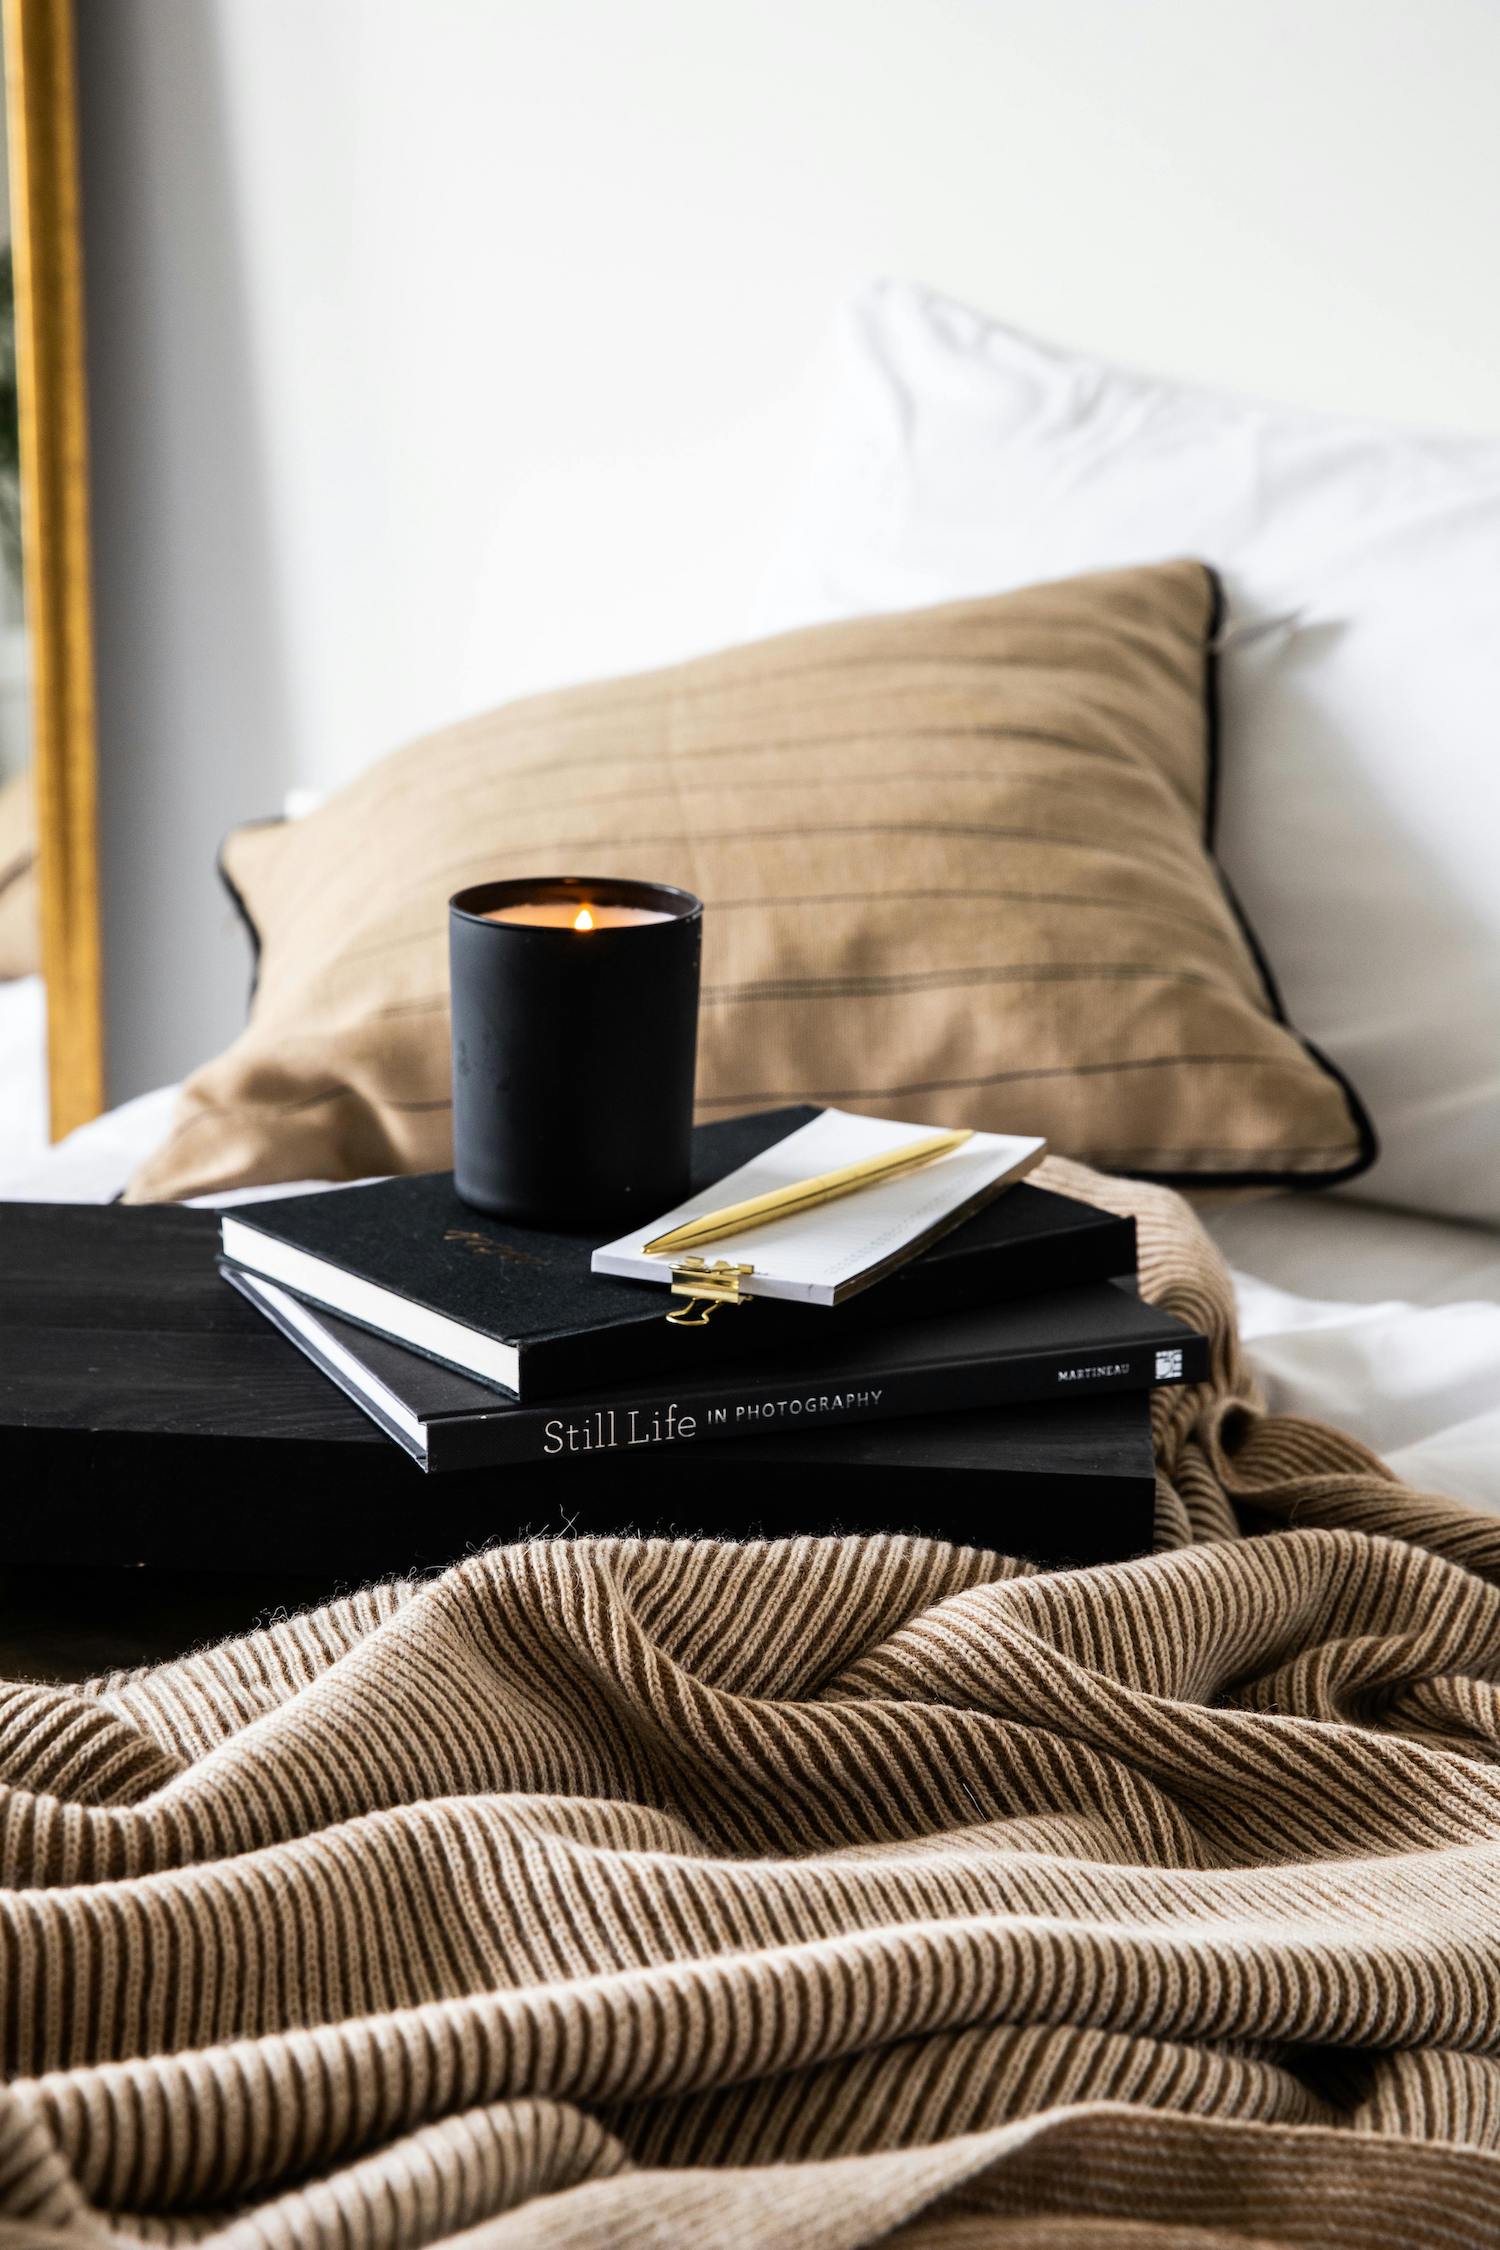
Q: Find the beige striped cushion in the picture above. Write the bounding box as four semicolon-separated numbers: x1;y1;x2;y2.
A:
126;561;1371;1202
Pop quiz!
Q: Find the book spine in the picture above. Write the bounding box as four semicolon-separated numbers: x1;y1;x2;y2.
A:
429;1335;1206;1472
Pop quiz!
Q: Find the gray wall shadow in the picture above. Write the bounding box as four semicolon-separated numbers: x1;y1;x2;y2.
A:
78;0;291;1101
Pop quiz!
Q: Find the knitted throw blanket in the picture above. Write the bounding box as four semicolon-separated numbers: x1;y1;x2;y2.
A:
5;1159;1500;2250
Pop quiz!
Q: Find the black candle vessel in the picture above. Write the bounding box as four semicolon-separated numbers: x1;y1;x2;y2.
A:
449;875;703;1229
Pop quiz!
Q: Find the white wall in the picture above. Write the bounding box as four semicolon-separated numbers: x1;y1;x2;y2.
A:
78;0;1500;1098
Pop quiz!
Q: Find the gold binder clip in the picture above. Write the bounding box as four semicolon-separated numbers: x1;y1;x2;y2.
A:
666;1258;754;1326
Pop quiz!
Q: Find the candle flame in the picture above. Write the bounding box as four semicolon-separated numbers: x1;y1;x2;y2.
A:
573;906;594;932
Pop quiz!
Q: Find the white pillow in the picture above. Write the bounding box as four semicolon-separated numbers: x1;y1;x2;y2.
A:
760;283;1500;1225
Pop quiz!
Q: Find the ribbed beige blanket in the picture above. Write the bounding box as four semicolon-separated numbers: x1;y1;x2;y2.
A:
6;1161;1500;2249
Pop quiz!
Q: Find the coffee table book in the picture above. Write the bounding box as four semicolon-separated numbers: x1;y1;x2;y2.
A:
4;1203;1159;1573
226;1261;1203;1471
216;1105;1135;1401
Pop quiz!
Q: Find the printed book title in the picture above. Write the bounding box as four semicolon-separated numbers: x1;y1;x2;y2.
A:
542;1391;886;1455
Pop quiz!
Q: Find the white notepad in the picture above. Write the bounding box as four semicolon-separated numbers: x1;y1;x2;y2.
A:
592;1109;1046;1306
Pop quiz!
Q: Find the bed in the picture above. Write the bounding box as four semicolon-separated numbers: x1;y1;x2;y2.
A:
8;269;1500;2244
7;1107;1500;2248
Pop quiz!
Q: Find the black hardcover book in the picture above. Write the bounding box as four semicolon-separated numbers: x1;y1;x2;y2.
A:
225;1261;1204;1471
4;1203;1155;1574
217;1106;1135;1401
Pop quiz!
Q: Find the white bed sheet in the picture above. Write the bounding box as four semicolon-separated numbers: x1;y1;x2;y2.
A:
5;1088;1499;1514
1207;1198;1500;1512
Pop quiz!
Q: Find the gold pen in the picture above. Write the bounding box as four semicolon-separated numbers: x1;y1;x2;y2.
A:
644;1128;975;1257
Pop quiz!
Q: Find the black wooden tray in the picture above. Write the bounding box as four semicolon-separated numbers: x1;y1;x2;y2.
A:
3;1201;1157;1582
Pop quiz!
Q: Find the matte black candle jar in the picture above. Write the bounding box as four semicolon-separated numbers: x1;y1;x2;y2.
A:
449;876;703;1228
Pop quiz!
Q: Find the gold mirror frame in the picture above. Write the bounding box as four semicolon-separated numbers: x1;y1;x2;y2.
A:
3;0;102;1137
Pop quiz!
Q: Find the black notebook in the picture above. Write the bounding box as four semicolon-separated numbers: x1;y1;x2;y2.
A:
218;1107;1135;1401
227;1263;1204;1472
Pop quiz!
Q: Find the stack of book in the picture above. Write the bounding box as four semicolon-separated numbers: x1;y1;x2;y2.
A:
219;1106;1205;1569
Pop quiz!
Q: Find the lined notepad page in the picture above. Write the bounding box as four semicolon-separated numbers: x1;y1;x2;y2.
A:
592;1110;1045;1306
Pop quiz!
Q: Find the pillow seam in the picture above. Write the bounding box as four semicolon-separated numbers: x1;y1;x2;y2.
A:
216;816;281;1010
1167;562;1378;1194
